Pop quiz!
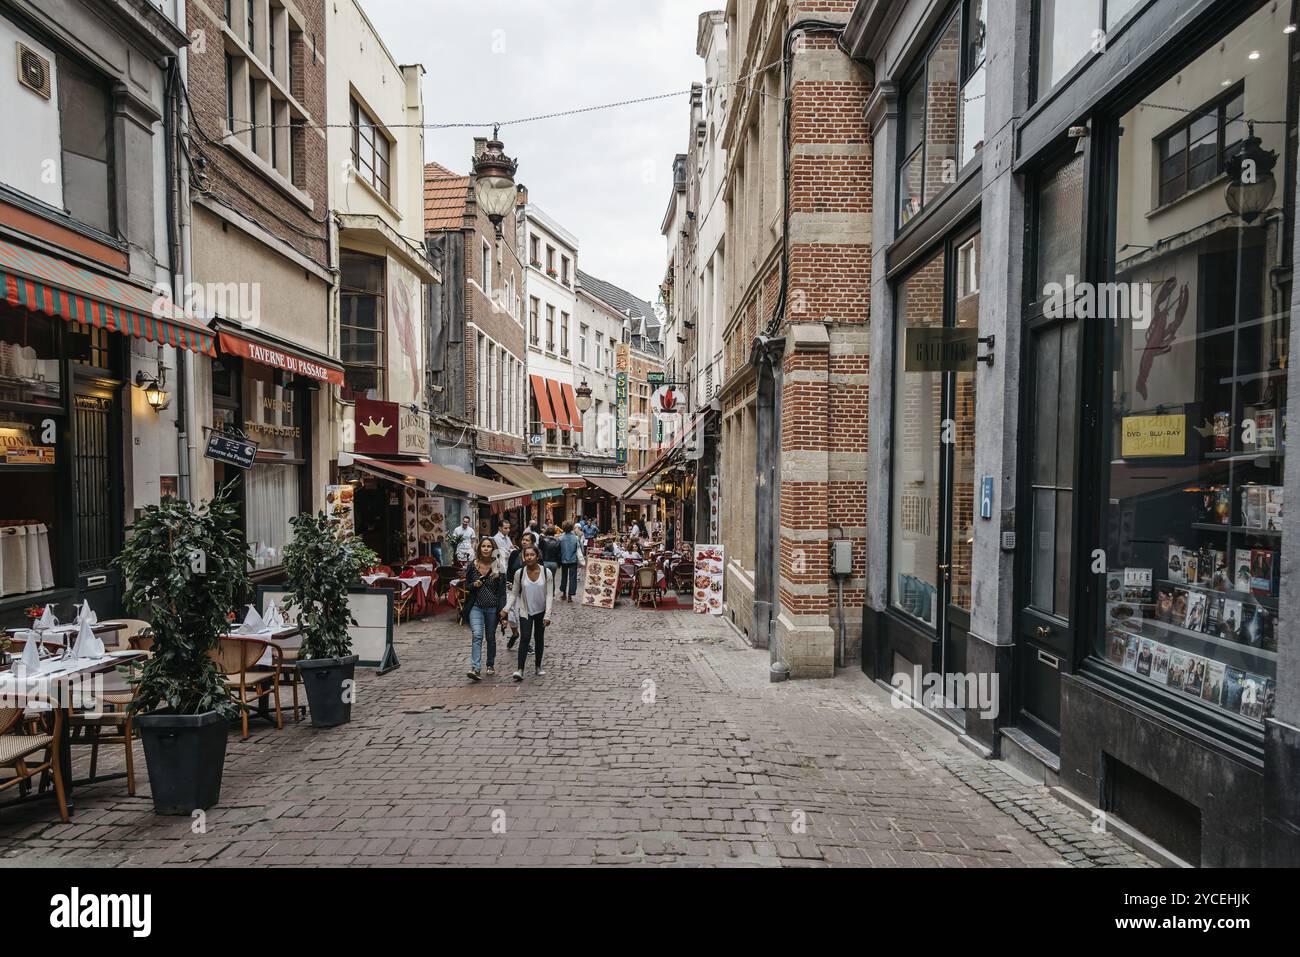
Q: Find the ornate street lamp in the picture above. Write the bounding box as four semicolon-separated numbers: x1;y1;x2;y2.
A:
1224;122;1278;224
134;369;170;412
472;126;519;238
574;379;593;414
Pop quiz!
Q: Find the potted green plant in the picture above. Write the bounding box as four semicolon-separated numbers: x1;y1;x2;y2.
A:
282;512;377;728
115;486;250;814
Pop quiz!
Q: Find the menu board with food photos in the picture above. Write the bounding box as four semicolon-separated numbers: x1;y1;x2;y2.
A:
325;485;355;536
693;544;725;615
418;495;445;546
581;557;621;609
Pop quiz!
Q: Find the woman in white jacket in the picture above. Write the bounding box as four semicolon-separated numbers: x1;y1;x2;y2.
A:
501;543;554;681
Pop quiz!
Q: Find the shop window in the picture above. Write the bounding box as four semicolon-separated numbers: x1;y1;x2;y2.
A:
897;0;985;228
0;302;62;408
1100;3;1290;727
242;364;305;570
340;251;385;400
57;54;114;235
1035;0;1143;100
890;253;945;626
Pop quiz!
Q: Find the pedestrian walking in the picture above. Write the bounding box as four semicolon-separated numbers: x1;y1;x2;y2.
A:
558;520;581;602
540;525;562;593
503;544;553;680
506;532;536;650
463;537;505;680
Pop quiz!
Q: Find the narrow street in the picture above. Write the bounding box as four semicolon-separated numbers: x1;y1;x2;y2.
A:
1;596;1150;868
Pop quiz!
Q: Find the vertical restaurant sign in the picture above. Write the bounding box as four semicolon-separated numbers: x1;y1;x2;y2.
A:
616;371;629;466
386;253;424;406
693;544;725;615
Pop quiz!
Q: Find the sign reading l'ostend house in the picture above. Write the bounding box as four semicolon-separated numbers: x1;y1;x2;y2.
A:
904;327;979;372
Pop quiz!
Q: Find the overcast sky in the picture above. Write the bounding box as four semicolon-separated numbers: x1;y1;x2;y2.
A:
361;0;714;302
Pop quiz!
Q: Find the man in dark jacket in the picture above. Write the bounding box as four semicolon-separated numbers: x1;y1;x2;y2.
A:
540;526;562;594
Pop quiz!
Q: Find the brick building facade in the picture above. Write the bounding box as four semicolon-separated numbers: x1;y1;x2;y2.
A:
719;0;871;678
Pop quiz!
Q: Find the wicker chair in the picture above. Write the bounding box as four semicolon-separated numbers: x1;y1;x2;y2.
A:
68;666;138;795
375;576;417;625
0;707;68;822
208;637;283;740
633;565;659;610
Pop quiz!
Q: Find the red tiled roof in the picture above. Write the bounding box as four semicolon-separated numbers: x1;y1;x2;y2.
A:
424;162;470;232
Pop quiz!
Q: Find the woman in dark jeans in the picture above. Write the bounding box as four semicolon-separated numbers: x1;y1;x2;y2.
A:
464;537;504;681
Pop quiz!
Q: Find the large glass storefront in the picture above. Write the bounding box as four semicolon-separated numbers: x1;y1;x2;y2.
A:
1096;2;1291;728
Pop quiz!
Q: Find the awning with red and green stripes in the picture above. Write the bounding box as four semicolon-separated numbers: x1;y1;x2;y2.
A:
0;238;216;356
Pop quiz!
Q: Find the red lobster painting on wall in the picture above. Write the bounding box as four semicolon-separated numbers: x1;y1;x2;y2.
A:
1136;276;1190;401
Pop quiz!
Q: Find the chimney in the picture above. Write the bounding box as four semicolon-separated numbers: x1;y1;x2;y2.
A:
516;183;528;207
473;136;489;159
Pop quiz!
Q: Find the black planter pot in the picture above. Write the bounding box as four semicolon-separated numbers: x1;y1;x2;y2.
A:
298;655;358;727
135;710;228;815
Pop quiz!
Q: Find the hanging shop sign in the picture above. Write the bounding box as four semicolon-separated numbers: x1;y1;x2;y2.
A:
399;406;429;458
903;327;979;372
204;430;258;470
647;371;666;387
651;384;682;417
355;397;399;456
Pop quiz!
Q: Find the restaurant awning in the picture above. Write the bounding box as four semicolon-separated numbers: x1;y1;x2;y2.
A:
621;408;715;501
561;382;584;432
215;321;344;386
486;463;566;500
351;455;530;506
530;374;557;429
547;378;571;431
0;237;216;355
587;476;652;504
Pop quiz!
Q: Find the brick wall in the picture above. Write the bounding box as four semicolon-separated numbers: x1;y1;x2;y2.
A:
185;0;329;269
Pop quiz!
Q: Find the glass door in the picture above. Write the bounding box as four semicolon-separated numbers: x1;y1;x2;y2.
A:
1016;152;1087;750
890;226;981;726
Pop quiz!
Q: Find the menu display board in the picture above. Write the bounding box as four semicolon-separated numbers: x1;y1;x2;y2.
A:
693;544;724;615
581;557;620;609
325;485;355;536
418;495;445;546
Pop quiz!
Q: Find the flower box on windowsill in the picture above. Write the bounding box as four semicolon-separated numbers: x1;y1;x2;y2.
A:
530;260;542;268
547;269;559;278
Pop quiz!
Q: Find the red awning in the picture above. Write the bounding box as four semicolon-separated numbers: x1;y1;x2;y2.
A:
561;382;583;433
352;456;530;506
547;378;571;431
0;238;215;355
218;329;343;385
530;374;557;429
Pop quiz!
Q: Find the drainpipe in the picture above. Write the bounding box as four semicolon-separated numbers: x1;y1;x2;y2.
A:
176;4;200;502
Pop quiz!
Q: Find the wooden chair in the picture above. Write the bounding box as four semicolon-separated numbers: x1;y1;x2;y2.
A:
0;707;68;822
633;565;659;609
208;637;283;741
672;562;694;594
97;619;151;651
68;665;138;795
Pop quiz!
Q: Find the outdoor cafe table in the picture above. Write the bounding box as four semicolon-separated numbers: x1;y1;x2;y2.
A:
361;574;433;597
223;626;303;722
5;621;128;647
0;647;145;816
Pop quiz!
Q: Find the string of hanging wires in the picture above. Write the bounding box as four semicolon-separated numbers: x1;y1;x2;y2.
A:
205;51;791;139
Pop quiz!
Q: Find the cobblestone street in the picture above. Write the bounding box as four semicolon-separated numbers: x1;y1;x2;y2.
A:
0;593;1153;868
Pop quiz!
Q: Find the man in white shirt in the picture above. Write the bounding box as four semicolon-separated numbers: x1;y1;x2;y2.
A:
493;519;516;573
450;517;477;562
628;520;641;541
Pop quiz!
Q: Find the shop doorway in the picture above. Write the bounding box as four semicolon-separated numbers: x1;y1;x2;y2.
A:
1013;152;1086;752
72;389;122;615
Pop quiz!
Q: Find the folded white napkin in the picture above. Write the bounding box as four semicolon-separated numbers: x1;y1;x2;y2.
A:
239;604;265;634
36;605;57;630
75;599;98;626
21;632;42;672
263;600;285;631
72;618;104;659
